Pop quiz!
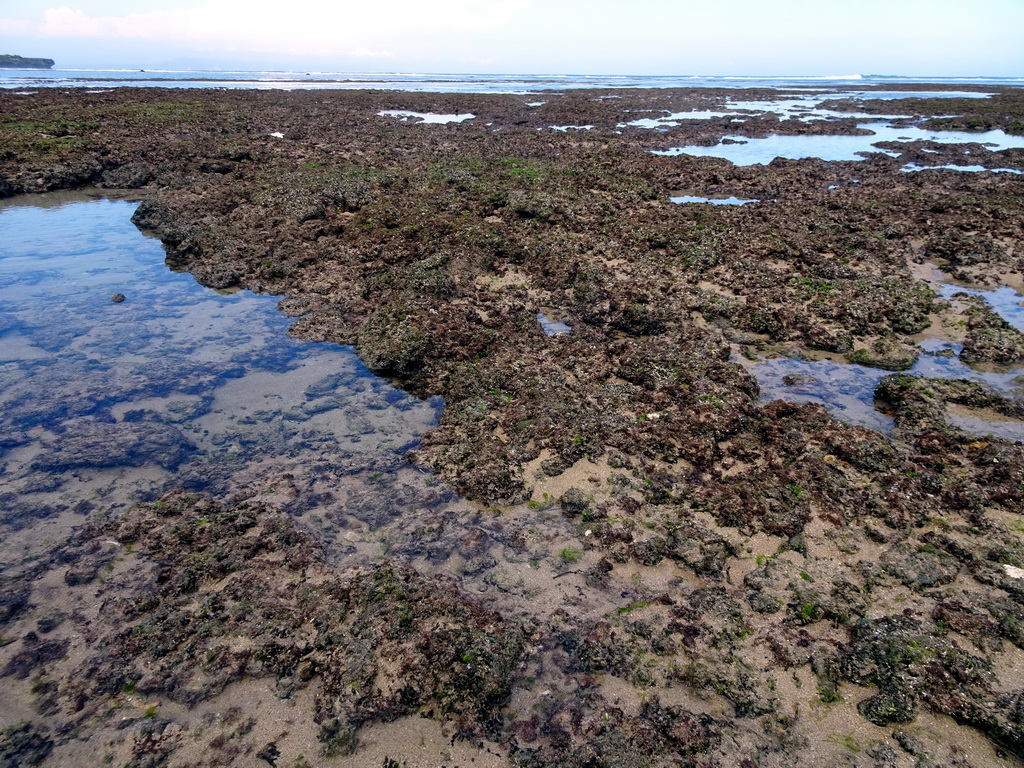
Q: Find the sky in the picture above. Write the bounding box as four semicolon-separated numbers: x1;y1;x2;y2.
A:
1;0;1022;75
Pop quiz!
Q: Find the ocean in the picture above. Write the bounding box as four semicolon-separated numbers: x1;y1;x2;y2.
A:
2;68;1023;92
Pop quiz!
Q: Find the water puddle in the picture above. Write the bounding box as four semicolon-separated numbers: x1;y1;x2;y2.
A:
624;92;994;131
936;284;1024;329
747;281;1024;438
945;404;1024;441
622;95;902;129
551;125;594;132
0;193;651;760
0;191;613;638
538;311;571;335
377;110;475;124
0;192;445;561
901;163;1024;174
669;194;759;206
747;356;898;432
0;193;642;677
748;350;1024;437
839;90;996;100
654;123;1024;165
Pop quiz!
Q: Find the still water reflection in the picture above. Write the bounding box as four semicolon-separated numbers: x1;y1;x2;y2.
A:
0;192;444;559
748;282;1024;440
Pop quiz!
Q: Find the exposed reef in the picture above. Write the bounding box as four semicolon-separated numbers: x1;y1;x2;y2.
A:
1;84;1024;767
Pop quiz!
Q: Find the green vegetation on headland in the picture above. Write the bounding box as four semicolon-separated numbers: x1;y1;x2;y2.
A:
0;54;55;69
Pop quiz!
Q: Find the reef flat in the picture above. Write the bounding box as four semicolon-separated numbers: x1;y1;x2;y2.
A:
2;84;1024;767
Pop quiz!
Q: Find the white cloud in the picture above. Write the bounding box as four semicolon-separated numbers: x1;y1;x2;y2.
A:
41;6;108;36
0;0;533;54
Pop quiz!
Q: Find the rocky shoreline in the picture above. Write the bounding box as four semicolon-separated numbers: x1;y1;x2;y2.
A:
0;55;54;70
2;84;1024;767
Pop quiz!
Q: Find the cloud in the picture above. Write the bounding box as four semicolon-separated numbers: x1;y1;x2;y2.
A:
41;6;108;36
0;0;533;56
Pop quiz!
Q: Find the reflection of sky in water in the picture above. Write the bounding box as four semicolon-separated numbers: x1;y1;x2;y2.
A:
623;101;898;128
377;110;475;123
654;123;1024;165
938;284;1024;330
669;195;759;206
901;163;1024;174
752;283;1024;438
0;196;442;471
621;92;994;130
537;312;571;335
752;351;1023;437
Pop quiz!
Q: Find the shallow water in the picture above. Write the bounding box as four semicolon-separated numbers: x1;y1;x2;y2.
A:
378;110;475;123
669;194;759;205
901;163;1024;174
623;101;898;129
0;193;444;560
620;91;995;131
0;193;632;664
537;311;571;335
938;284;1024;330
655;123;1024;165
749;283;1024;439
750;350;1024;438
4;70;1021;93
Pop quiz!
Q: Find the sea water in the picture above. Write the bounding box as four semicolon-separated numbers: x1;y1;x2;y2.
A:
3;70;1022;92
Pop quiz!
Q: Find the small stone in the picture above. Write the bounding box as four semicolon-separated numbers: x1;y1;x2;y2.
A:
1004;564;1024;580
110;293;126;303
782;374;818;387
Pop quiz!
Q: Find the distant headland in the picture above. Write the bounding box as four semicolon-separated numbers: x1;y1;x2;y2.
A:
0;54;55;69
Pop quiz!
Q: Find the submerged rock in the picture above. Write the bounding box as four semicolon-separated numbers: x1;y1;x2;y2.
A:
875;373;1024;430
30;419;192;471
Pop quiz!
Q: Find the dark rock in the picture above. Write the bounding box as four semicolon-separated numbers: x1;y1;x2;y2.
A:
101;163;152;189
559;488;591;518
849;337;919;371
30;419;192;471
191;263;242;290
0;723;53;767
961;326;1024;364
